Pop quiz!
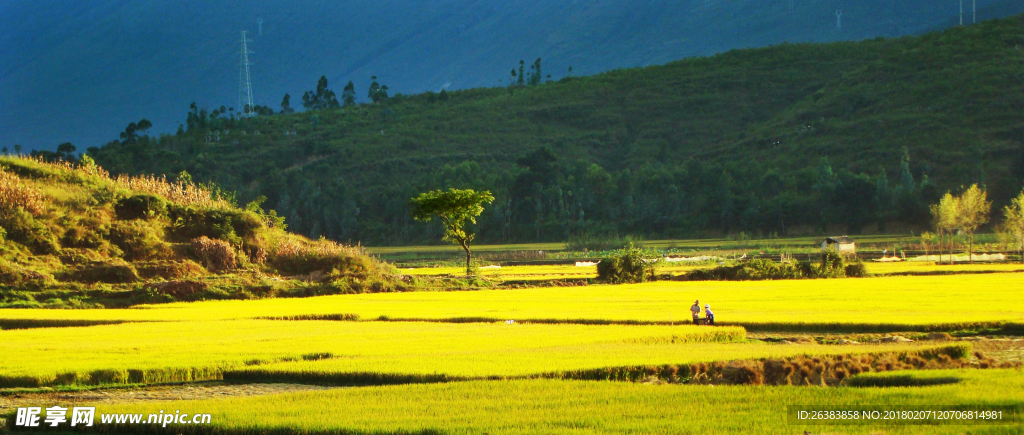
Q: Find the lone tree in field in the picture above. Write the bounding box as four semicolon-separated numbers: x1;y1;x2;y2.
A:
1004;190;1024;261
411;188;494;275
930;192;959;264
956;184;991;264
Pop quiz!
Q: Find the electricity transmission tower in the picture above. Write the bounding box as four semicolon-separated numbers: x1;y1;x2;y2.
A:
258;18;263;36
835;9;842;31
238;31;255;118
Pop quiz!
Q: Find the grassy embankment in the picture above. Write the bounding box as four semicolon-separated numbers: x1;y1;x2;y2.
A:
0;156;401;309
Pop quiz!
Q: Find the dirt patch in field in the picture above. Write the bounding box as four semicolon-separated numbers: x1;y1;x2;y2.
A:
0;383;338;410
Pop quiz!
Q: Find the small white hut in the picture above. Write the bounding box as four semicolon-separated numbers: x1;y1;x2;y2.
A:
821;236;856;254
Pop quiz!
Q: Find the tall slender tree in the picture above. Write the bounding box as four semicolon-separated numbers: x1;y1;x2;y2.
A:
956;184;991;263
930;192;958;264
342;81;356;106
1003;190;1024;261
280;94;294;114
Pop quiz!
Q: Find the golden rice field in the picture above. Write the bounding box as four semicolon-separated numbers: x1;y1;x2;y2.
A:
72;369;1024;435
0;321;743;387
2;274;1022;330
231;340;949;380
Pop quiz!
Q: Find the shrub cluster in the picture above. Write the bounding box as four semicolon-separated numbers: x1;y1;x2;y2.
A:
108;220;173;261
596;244;659;284
685;250;868;281
0;208;59;254
114;194;167;220
168;205;262;246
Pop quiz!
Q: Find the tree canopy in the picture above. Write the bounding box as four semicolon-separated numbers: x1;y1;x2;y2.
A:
411;188;494;274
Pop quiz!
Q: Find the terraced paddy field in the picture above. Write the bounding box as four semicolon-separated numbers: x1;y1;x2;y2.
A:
2;272;1022;434
3;274;1022;331
13;369;1022;435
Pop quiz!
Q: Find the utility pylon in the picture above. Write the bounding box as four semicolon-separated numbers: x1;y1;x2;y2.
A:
835;9;842;31
238;31;255;118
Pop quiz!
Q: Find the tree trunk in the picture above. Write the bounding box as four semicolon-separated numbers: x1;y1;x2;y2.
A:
461;241;472;276
969;234;974;264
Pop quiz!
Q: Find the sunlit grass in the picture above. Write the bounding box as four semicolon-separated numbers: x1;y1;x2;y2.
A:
67;369;1024;434
0;320;742;386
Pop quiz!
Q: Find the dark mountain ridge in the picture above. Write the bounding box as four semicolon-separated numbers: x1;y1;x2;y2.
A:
4;0;1024;151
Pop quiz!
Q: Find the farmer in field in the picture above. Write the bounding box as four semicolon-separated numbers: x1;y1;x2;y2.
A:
690;300;702;324
704;304;715;325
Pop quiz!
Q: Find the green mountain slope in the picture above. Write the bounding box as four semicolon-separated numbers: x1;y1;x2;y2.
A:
90;16;1024;245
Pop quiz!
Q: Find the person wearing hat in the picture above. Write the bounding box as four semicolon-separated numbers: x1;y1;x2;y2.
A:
704;304;715;325
690;300;702;324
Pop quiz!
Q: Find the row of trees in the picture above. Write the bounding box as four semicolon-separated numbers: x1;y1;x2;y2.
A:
300;76;387;111
929;185;1024;262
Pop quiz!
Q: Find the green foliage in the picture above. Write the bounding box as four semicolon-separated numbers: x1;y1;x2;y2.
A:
0;259;54;288
596;244;659;284
64;261;140;284
843;261;869;278
167;205;261;245
108;220;172;261
565;234;643;252
0;208;59;254
302;76;340;110
114;194;167;220
686;251;866;281
411;188;495;274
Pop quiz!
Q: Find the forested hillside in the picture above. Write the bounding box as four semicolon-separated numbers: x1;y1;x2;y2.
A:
90;16;1024;246
6;0;1024;150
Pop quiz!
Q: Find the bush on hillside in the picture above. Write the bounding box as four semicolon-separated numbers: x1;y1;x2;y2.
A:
108;220;172;261
0;259;54;287
64;261;140;284
168;205;262;245
0;209;59;254
115;194;167;220
596;244;659;284
135;260;208;280
190;236;237;272
61;216;111;249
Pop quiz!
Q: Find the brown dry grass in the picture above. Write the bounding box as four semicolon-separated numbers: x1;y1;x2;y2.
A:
0;168;46;215
2;155;231;209
191;236;237;272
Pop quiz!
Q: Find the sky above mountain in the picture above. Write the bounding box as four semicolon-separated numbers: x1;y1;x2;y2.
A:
2;0;1022;151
